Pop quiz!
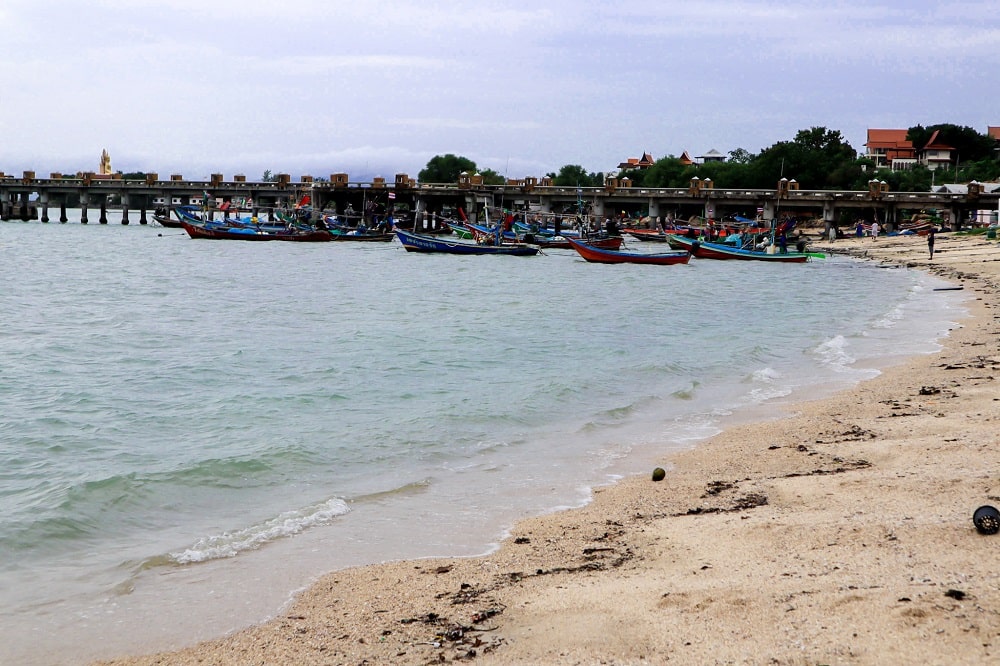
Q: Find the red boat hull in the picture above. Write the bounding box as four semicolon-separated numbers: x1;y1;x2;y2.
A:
565;237;690;265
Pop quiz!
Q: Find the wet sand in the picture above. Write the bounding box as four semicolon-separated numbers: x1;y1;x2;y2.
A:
97;231;1000;665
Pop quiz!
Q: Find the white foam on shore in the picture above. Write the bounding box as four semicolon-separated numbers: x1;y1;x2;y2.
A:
169;498;350;564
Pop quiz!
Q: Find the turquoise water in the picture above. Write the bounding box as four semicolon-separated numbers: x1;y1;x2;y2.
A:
0;216;964;664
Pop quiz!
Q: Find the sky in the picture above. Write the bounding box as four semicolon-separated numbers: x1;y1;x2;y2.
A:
1;0;998;182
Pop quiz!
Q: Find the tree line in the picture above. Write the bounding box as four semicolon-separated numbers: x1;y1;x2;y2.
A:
419;124;1000;193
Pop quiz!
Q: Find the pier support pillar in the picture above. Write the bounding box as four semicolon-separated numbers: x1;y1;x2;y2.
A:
40;194;50;223
60;201;68;223
537;196;552;214
648;199;660;220
19;193;30;221
591;198;605;219
81;204;88;224
885;203;897;233
823;200;836;237
139;206;147;225
121;206;130;225
950;205;966;231
99;201;108;224
762;201;776;222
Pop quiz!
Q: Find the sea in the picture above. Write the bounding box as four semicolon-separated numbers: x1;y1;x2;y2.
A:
0;213;966;665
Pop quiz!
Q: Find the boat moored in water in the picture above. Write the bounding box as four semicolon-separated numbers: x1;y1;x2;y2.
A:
565;236;690;265
666;234;810;262
395;227;539;255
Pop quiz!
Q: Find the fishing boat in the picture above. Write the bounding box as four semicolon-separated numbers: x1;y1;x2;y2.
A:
152;206;183;228
180;221;333;242
626;231;669;243
512;220;581;239
395;227;539;255
666;234;810;262
565;237;690;265
328;229;395;242
464;222;621;250
534;234;624;250
447;222;474;239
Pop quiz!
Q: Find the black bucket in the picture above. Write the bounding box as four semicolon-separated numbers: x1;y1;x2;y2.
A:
973;505;1000;535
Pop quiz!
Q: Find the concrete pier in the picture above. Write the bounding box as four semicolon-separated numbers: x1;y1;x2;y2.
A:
0;171;996;230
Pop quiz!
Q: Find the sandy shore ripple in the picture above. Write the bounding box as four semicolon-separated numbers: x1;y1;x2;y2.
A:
97;232;1000;665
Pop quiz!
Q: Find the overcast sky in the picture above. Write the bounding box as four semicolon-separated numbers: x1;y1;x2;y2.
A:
1;1;997;182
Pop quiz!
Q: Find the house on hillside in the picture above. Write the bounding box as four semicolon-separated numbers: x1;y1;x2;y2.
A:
865;129;916;170
697;149;726;163
617;152;655;171
918;130;956;170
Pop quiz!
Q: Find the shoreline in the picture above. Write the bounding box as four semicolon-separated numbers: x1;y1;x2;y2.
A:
96;233;1000;665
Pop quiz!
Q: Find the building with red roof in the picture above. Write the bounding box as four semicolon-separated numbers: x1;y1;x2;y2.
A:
918;129;956;171
864;129;916;170
617;152;655;171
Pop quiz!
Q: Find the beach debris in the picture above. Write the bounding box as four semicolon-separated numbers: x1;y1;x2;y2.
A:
973;505;1000;535
919;386;941;395
652;467;666;481
681;492;768;515
944;589;967;600
704;480;735;496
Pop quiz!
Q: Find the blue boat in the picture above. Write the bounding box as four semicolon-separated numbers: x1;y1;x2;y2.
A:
395;228;539;256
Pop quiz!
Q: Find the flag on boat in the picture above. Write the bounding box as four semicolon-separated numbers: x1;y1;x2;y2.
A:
296;194;311;208
388;191;396;200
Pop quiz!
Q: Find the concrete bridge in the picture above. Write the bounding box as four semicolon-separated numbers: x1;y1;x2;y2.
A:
1;170;997;230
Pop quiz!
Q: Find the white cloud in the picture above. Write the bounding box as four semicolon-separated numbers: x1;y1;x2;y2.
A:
1;1;997;177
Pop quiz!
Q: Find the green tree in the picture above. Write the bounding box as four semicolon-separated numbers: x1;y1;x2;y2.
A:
959;158;1000;183
639;156;691;188
418;154;478;183
262;170;275;182
548;164;603;187
907;124;996;164
727;148;755;164
752;127;858;189
478;168;506;185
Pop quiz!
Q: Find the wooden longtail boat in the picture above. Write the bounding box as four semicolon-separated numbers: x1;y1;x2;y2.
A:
329;230;395;242
180;221;333;242
447;222;474;239
565;237;690;265
395;228;539;255
666;235;810;262
532;234;623;250
464;222;623;250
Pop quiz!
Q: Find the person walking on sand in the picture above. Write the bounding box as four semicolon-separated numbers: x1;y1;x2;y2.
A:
871;221;880;240
927;226;936;259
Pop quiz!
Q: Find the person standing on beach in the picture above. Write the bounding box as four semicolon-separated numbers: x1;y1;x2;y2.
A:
927;227;936;259
871;221;880;240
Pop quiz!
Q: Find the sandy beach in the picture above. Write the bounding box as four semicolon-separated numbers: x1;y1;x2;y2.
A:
96;231;1000;666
